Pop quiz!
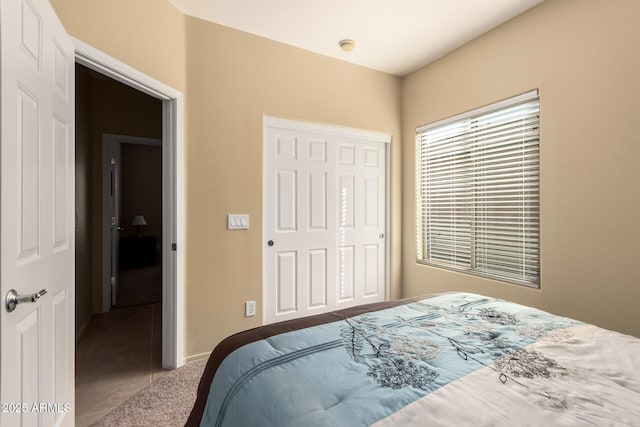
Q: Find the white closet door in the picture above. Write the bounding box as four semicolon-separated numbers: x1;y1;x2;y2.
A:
336;138;386;307
264;121;387;324
264;128;337;323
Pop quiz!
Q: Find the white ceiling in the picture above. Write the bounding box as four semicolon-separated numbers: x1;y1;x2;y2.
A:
167;0;543;76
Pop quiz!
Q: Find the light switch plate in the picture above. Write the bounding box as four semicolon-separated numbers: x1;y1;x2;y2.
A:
228;214;249;230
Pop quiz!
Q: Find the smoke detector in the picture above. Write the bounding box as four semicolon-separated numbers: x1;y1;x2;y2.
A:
339;39;356;52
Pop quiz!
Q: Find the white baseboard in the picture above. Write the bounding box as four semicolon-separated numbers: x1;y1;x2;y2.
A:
184;351;211;364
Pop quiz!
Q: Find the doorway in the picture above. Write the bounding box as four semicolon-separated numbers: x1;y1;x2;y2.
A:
75;64;165;423
75;62;163;316
102;133;163;310
74;38;185;369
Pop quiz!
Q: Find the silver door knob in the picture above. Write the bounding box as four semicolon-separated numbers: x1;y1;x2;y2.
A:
5;289;47;313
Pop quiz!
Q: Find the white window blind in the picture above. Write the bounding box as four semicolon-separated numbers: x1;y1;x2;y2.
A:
416;91;540;287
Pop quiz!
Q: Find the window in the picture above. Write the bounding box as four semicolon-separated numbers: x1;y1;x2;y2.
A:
416;91;540;287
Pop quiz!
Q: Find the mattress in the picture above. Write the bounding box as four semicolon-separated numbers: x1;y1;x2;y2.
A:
186;292;640;426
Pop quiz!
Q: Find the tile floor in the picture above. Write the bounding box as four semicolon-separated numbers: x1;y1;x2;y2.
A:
75;303;166;426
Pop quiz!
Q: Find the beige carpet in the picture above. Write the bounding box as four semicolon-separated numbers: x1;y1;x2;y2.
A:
92;358;207;426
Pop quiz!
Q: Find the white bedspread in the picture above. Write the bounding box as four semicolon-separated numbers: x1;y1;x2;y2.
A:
374;324;640;426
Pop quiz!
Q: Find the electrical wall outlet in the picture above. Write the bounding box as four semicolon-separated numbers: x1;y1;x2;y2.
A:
245;300;256;317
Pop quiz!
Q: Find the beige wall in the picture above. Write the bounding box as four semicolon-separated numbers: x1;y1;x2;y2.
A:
184;17;402;357
49;0;186;93
52;1;402;358
402;0;640;337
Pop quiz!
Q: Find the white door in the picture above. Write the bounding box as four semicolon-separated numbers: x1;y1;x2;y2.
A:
110;150;121;306
105;141;122;308
264;120;388;324
335;138;386;308
1;0;75;425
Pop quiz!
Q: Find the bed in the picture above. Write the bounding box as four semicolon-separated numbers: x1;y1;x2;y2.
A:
186;292;640;426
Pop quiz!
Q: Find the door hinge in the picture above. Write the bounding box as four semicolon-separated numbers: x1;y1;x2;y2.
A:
171;243;177;251
110;277;116;286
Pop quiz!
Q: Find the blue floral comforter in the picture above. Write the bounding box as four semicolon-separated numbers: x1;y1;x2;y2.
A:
190;293;640;426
